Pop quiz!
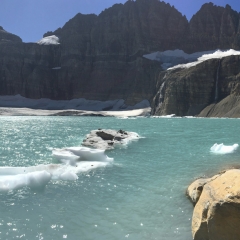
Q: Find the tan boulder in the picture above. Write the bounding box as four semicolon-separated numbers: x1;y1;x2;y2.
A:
187;176;214;205
187;169;240;240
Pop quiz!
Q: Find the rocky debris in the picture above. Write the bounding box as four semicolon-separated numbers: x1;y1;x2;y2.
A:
187;169;240;240
82;129;139;150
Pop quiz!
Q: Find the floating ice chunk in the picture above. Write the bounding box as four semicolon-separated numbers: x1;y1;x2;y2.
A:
52;149;80;165
37;35;60;45
53;147;113;162
52;146;113;175
119;132;140;146
210;143;239;154
75;161;110;174
0;170;51;192
0;146;113;192
59;171;78;181
26;171;52;190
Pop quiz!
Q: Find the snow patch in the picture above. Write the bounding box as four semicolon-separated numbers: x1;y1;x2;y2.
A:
143;49;240;70
210;143;239;154
37;35;60;45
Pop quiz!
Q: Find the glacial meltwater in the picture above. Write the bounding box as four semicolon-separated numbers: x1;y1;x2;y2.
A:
1;116;240;240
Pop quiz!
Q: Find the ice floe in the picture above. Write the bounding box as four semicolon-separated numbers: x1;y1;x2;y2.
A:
151;114;176;118
143;49;240;70
210;143;239;154
0;146;113;192
37;35;60;45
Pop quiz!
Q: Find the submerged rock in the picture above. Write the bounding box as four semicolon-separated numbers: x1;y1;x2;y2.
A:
82;129;139;150
187;169;240;240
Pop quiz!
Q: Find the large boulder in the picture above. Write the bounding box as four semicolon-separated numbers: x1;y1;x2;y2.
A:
187;169;240;240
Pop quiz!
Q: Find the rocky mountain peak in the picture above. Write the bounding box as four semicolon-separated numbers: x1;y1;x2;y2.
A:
185;2;240;52
0;27;22;43
1;0;240;115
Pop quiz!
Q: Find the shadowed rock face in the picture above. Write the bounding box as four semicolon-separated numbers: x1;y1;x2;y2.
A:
1;0;240;112
152;55;240;117
185;3;240;52
41;0;188;104
0;26;22;43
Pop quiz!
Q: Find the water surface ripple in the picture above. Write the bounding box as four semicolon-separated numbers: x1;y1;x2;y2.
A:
0;116;240;240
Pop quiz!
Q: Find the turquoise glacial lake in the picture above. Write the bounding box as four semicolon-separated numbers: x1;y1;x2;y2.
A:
0;116;240;240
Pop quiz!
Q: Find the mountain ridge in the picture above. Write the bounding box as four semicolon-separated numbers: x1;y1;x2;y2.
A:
1;0;240;117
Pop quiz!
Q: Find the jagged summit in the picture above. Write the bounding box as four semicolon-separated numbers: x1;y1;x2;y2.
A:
0;26;22;43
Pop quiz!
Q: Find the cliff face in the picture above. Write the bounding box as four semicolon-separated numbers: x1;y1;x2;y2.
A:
1;0;240;113
153;55;240;116
184;3;240;52
0;41;61;99
41;0;188;103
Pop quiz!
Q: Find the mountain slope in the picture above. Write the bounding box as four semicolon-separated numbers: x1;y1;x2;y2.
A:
1;0;240;116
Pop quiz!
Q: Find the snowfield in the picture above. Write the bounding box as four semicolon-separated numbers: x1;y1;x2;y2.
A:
0;95;151;117
143;49;240;70
37;35;60;45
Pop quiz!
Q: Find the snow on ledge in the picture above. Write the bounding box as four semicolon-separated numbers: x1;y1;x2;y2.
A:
143;49;240;70
37;35;60;45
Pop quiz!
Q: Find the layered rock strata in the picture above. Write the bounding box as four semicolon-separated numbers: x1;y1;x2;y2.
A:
153;55;240;117
187;169;240;240
1;1;240;113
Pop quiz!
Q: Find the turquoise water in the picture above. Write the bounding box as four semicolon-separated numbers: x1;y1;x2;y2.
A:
0;116;240;240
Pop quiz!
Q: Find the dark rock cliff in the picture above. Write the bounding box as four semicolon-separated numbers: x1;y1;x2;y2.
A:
1;0;240;115
152;55;240;117
0;26;22;43
184;3;240;52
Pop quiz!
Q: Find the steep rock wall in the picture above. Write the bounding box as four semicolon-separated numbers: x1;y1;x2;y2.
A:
153;55;240;116
1;0;240;110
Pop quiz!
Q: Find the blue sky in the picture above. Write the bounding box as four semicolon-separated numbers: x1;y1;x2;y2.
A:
1;0;239;43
